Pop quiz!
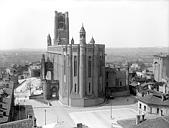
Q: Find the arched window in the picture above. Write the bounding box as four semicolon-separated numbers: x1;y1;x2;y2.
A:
58;15;65;29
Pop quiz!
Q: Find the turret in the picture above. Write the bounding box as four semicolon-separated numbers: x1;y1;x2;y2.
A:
54;11;58;45
71;37;74;45
47;34;52;46
79;25;86;97
41;54;46;80
90;37;95;44
80;25;86;45
68;38;73;102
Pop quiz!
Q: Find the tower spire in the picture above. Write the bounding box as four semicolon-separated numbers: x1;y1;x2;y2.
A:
80;24;86;45
47;34;52;46
90;36;95;44
71;37;74;44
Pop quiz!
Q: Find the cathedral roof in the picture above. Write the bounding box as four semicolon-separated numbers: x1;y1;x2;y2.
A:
90;37;95;44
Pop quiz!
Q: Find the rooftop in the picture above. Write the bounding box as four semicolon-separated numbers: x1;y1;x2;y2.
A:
133;116;169;128
154;53;169;58
137;93;169;107
118;115;169;128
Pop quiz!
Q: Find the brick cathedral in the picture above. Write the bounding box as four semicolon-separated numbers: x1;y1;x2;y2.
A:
41;11;105;107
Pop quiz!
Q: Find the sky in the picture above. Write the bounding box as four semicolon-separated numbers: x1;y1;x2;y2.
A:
0;0;168;49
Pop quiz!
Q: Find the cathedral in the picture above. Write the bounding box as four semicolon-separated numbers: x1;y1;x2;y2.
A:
41;11;105;107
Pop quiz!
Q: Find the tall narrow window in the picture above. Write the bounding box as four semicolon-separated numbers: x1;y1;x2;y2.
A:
75;84;77;93
157;108;159;114
161;110;163;116
89;83;91;94
88;56;92;77
77;84;79;94
74;56;77;76
64;55;66;74
106;82;108;87
106;72;109;79
144;106;146;111
120;81;122;86
99;56;102;76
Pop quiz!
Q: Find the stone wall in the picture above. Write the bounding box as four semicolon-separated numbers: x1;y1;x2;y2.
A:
0;119;33;128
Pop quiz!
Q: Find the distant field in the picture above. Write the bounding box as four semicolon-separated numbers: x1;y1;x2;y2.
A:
106;47;168;64
0;49;45;68
0;47;167;68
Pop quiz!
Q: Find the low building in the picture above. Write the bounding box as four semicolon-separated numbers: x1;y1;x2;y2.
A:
0;80;15;123
28;61;41;77
105;66;130;98
137;91;169;116
132;116;169;128
118;115;169;128
153;54;169;82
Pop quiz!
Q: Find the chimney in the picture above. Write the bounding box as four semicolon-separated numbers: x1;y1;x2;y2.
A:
136;115;140;125
77;123;82;128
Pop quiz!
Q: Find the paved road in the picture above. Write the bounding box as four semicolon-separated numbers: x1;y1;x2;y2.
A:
16;79;138;128
69;106;137;128
23;100;75;128
20;98;137;128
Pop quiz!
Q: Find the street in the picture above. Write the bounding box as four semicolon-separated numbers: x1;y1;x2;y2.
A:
15;78;138;128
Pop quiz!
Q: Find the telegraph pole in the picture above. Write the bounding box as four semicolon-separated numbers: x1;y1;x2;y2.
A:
45;109;46;125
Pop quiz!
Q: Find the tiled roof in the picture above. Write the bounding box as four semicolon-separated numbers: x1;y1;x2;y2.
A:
133;116;169;128
138;94;169;107
118;116;169;128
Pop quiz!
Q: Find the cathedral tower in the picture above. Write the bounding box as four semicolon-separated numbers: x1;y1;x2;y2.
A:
41;54;46;80
45;11;105;107
54;11;69;45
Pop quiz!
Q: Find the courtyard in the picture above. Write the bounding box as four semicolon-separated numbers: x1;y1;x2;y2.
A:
16;80;138;128
69;107;137;128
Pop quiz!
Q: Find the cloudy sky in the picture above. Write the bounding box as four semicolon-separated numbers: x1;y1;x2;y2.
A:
0;0;168;49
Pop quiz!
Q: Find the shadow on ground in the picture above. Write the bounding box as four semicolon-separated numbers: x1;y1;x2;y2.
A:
96;95;138;108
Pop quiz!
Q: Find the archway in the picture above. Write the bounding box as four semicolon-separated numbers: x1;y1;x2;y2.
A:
50;86;59;99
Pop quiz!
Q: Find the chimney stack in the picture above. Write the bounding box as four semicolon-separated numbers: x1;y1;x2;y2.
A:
77;123;82;128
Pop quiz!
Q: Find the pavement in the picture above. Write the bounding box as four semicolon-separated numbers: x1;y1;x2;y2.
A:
19;96;137;128
15;77;139;128
69;97;138;128
22;99;75;128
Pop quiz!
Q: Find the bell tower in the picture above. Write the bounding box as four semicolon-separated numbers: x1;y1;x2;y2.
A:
54;11;69;45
